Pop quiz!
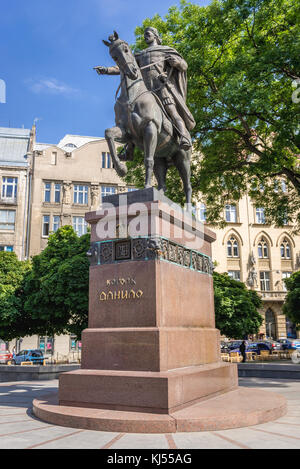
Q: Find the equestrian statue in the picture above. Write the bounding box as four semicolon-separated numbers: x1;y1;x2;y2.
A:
94;27;195;205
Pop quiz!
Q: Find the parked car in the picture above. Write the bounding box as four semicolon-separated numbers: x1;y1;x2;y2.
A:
230;341;272;356
0;350;12;364
11;349;44;365
262;340;281;350
278;339;300;350
225;340;244;351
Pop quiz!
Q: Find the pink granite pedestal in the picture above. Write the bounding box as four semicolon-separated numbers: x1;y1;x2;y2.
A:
33;189;286;431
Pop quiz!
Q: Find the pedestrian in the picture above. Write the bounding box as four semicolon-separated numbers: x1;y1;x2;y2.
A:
239;340;246;363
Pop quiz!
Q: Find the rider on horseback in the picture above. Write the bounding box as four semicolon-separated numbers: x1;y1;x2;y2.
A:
96;27;195;158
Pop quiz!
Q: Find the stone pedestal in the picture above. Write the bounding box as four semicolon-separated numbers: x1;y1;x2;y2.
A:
59;188;237;413
33;189;286;432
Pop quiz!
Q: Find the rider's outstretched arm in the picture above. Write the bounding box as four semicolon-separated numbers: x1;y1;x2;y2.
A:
95;65;120;75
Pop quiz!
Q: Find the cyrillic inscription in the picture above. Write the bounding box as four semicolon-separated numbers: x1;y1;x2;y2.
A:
99;289;144;301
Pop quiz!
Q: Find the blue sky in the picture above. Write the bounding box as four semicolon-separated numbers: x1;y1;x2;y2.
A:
0;0;209;144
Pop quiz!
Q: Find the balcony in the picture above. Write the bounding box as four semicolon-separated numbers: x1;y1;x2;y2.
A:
260;291;287;301
0;197;17;206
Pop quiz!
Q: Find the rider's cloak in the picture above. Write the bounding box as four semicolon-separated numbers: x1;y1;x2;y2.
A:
135;45;196;132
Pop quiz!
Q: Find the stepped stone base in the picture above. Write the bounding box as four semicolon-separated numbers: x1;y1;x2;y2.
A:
33;387;287;433
58;362;237;414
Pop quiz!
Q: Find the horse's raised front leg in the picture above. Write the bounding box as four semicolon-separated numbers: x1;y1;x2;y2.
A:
143;121;158;188
105;126;128;177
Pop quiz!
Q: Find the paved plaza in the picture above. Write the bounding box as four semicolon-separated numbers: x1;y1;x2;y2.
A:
0;377;299;449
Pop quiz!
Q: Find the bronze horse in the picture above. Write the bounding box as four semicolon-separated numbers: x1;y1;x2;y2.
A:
101;32;192;205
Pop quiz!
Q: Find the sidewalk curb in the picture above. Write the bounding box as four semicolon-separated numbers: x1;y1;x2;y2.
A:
0;364;80;382
238;362;300;379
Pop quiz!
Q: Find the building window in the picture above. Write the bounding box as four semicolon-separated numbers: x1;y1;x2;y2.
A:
227;236;239;257
258;237;269;258
0;245;13;252
101;186;116;201
73;185;88;205
126;187;137;193
282;272;292;291
260;271;271;291
274;179;287;193
281;180;287;193
281;238;291;259
286;318;297;339
102;152;112;169
73;216;87;237
228;270;241;281
53;215;60;233
44;182;51;203
197;203;206;222
265;308;277;339
54;184;61;203
51;152;57;165
70;335;82;352
2;177;18;200
256;207;266;224
0;210;16;230
39;336;54;354
42;215;50;237
225;205;237;223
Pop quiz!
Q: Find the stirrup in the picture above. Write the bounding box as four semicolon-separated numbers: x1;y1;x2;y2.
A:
179;135;192;150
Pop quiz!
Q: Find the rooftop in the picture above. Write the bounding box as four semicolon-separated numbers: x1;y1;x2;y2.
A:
0;127;32;167
57;134;105;151
32;134;106;153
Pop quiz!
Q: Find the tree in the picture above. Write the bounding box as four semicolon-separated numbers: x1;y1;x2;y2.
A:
125;0;300;229
22;226;90;339
213;271;263;338
283;270;300;330
0;252;31;341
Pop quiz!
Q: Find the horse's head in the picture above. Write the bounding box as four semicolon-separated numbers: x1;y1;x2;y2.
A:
103;31;139;81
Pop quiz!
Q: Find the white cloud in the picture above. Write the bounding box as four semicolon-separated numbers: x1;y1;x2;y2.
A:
28;78;79;96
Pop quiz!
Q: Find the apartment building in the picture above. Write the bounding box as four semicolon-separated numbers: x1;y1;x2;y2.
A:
195;194;300;340
28;133;127;256
0;126;35;259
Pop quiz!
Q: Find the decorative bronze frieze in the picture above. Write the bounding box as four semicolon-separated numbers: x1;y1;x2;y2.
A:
87;236;214;275
115;240;131;260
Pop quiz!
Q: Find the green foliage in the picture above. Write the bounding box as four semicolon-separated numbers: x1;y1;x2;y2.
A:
22;226;90;339
213;271;263;338
0;252;31;341
0;227;90;341
283;270;300;329
125;0;300;227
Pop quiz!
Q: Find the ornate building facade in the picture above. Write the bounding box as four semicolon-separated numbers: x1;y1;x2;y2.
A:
0;126;35;259
195;194;300;340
